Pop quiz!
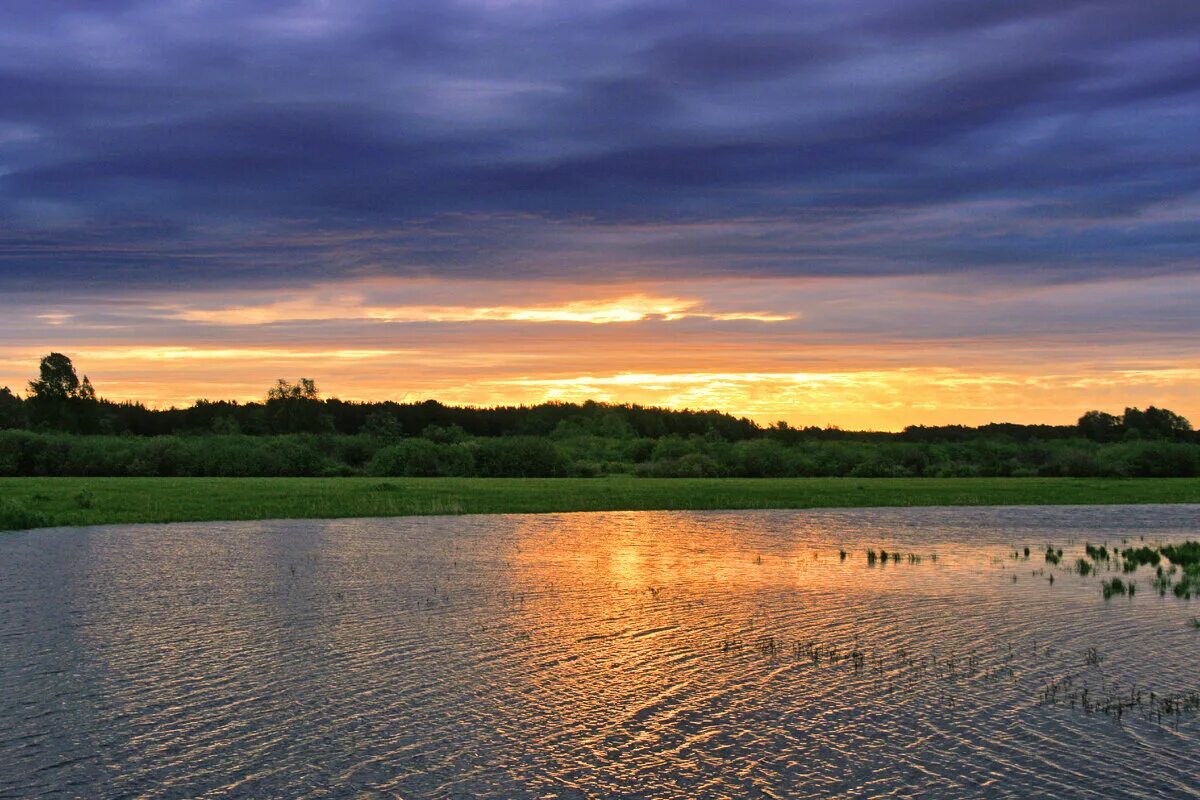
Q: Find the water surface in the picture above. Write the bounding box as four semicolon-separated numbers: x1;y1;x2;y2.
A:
2;505;1199;798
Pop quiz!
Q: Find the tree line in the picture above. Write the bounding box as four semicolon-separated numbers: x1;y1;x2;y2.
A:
1;353;1196;478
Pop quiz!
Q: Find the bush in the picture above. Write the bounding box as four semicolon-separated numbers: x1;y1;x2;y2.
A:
368;439;475;477
471;437;567;477
0;430;42;476
0;426;1197;478
650;436;698;461
730;439;793;477
332;435;377;468
636;453;723;477
0;499;51;531
569;460;602;477
1044;444;1108;478
1105;441;1199;477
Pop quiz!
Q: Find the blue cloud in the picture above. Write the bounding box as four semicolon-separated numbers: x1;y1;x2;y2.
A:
0;0;1196;290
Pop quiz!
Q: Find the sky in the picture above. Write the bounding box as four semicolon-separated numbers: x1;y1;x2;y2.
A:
1;0;1198;430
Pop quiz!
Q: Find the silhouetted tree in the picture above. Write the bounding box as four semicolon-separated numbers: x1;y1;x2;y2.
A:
267;378;319;401
0;387;25;429
25;353;102;432
1078;410;1121;442
265;378;332;433
362;411;402;440
28;352;82;401
1121;406;1192;440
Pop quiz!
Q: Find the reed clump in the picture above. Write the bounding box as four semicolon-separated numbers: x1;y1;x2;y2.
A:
1162;542;1200;568
1101;577;1129;599
1121;546;1160;569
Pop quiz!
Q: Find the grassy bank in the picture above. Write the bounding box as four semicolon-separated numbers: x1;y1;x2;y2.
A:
3;477;1200;531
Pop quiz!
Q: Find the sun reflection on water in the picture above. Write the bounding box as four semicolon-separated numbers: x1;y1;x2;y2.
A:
2;507;1199;798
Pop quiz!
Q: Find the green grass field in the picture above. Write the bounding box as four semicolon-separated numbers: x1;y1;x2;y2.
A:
3;477;1199;531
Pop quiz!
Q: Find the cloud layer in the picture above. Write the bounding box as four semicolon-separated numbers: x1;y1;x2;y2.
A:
1;1;1197;425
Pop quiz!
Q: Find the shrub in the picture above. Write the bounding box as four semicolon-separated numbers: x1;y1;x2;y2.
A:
650;436;698;462
0;499;51;531
471;437;567;477
730;439;793;477
368;439;475;477
1105;441;1199;477
636;452;723;477
569;460;602;477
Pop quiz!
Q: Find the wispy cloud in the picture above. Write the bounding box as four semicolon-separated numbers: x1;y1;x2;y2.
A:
169;292;795;326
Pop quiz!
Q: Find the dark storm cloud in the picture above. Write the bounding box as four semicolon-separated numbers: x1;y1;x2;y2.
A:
0;0;1197;290
644;31;843;86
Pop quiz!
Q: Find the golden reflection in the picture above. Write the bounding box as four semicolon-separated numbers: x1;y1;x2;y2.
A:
38;510;1199;797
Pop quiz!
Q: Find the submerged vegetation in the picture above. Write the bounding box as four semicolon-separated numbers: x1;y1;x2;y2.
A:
1121;546;1160;569
1031;539;1200;601
1101;577;1130;599
2;354;1199;479
724;546;1200;729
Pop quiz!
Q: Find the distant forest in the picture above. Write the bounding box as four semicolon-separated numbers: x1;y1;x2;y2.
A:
1;353;1197;478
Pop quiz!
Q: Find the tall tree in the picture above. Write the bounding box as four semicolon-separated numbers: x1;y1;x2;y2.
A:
26;353;101;432
1078;410;1121;442
265;378;331;433
28;352;82;401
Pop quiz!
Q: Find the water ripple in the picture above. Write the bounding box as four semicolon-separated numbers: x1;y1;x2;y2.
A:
1;505;1198;798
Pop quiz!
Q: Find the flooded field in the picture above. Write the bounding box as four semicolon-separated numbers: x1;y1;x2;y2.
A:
2;505;1199;799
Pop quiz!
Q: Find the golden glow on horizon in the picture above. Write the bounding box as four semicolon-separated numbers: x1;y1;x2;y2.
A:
2;348;1194;430
2;273;1198;429
172;293;795;326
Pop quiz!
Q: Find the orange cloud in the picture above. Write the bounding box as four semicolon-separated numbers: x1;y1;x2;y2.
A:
169;290;794;326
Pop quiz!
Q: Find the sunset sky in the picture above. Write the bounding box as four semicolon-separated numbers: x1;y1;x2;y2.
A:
1;0;1197;430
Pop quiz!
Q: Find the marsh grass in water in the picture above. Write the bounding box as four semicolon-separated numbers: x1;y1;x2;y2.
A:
731;619;1199;730
798;541;1200;724
1101;577;1133;599
1121;546;1160;568
1162;542;1200;567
